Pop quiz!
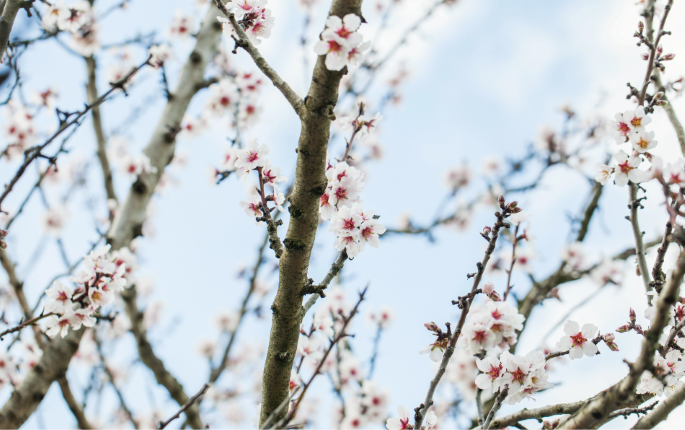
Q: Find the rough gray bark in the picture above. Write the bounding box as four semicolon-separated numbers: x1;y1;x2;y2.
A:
0;0;26;61
257;0;363;426
0;329;85;428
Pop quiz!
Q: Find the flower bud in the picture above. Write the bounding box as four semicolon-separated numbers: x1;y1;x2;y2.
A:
605;340;619;352
657;45;663;55
482;226;492;235
511;206;523;213
489;290;502;302
662;53;675;61
0;229;6;238
641;53;649;61
616;324;631;333
638;21;644;32
653;92;664;101
424;322;439;332
603;333;615;342
482;282;494;296
634;324;644;335
498;194;505;205
507;201;518;209
629;308;636;323
657;100;669;106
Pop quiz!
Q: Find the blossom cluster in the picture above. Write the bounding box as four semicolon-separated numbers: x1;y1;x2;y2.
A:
231;140;287;220
42;245;130;338
637;344;685;396
184;72;264;150
595;106;655;186
314;14;370;71
2;102;37;160
217;0;275;45
386;405;437;430
42;1;100;56
474;350;553;405
457;299;525;356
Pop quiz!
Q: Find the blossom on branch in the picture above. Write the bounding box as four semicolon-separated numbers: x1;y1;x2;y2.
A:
314;14;370;71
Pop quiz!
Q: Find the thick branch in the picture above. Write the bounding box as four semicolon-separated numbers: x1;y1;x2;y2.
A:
633;384;685;428
122;286;203;429
558;250;685;428
258;0;362;426
473;400;587;430
0;328;85;427
0;0;28;61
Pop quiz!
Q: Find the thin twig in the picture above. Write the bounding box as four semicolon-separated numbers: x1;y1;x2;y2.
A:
157;384;210;429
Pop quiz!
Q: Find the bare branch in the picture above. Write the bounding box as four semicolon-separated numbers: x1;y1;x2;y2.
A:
157;384;210;430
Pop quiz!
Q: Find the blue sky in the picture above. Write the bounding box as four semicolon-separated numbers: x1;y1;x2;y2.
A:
2;0;685;428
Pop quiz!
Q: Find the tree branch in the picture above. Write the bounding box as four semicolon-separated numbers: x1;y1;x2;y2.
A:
85;55;118;205
633;384;685;428
214;0;305;119
158;384;210;430
257;0;363;426
558;250;685;428
0;0;30;62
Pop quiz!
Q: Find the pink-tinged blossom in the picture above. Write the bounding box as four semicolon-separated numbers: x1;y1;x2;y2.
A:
220;146;240;172
44;281;74;314
359;218;386;248
386;406;411;430
71;308;96;330
625;106;651;130
148;44;173;69
217;1;275;45
419;340;447;362
120;153;157;179
239;194;263;218
339;351;364;383
204;79;239;116
594;163;614;184
444;165;472;190
475;355;506;391
45;310;79;338
556;320;598;359
559;242;588;271
314;14;367;71
170;10;195;38
42;206;68;236
313;310;334;338
214;310;240;332
631;129;657;153
608;108;649;144
234;139;270;175
590;259;624;286
69;22;100;56
30;87;58;109
262;161;287;188
613;150;650;186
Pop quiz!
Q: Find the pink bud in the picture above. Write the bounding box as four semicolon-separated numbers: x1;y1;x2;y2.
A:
482;226;492;235
482;282;494;296
0;229;6;238
498;194;505;205
424;322;439;332
511;206;523;213
641;53;650;61
616;324;630;333
605;341;619;352
489;291;502;302
603;333;615;342
662;53;675;61
508;201;518;209
629;308;636;323
657;45;663;55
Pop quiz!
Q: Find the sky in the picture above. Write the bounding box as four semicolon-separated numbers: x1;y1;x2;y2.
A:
1;0;685;428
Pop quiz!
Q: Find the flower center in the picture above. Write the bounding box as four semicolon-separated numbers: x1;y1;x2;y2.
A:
570;332;588;348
